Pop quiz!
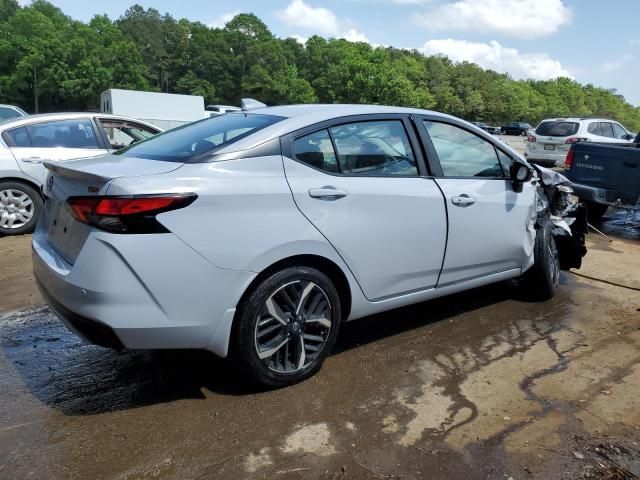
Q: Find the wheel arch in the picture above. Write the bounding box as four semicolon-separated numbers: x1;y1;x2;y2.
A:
236;254;352;322
0;176;43;198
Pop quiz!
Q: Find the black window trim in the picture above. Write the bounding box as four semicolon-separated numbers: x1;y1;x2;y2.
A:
281;113;429;178
413;114;513;180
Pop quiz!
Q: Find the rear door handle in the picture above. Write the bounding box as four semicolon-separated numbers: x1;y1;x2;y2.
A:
308;186;348;201
21;157;44;164
451;194;476;207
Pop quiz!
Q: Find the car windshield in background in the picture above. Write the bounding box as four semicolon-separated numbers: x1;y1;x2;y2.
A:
535;121;579;137
116;113;284;162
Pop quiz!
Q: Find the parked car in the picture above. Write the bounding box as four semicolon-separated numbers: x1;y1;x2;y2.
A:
0;112;162;235
501;122;533;136
471;121;501;135
564;132;640;221
525;117;634;168
0;104;27;120
33;104;587;386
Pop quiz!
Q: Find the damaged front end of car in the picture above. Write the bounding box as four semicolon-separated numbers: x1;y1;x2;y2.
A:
533;165;588;270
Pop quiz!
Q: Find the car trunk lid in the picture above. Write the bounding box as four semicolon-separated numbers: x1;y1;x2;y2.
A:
42;155;184;264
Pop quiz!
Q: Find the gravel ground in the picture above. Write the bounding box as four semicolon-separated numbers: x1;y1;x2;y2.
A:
0;210;639;480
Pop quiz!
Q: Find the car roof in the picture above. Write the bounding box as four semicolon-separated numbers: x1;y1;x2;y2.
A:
539;117;620;123
0;112;162;131
216;104;524;160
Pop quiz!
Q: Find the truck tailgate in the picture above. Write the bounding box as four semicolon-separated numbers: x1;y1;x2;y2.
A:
567;143;640;195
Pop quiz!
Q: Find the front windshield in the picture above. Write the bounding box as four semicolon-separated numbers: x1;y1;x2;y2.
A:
116;113;284;162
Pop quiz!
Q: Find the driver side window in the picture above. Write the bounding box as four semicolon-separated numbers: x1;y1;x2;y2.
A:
423;121;505;178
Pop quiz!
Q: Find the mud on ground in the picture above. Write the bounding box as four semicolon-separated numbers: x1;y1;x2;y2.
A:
0;210;639;479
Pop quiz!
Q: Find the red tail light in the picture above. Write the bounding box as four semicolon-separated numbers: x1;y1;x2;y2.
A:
527;135;536;142
565;137;587;144
564;149;574;169
68;194;197;233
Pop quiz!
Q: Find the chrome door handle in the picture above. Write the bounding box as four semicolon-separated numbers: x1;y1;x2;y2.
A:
22;157;44;164
308;186;348;201
451;194;476;207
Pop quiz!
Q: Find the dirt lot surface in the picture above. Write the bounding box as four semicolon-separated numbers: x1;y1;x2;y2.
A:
0;210;639;480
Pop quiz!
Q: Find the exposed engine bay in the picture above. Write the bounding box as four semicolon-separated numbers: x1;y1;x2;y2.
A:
532;164;588;270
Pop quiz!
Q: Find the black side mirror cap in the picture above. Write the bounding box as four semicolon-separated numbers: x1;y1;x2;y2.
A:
510;163;532;193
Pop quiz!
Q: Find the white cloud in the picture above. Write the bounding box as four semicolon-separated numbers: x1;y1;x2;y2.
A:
420;39;572;80
600;54;635;74
341;28;369;43
413;0;572;39
290;34;309;45
208;11;240;29
276;0;339;35
277;1;370;44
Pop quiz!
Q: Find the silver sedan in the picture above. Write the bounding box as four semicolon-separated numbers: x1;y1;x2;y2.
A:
33;103;587;386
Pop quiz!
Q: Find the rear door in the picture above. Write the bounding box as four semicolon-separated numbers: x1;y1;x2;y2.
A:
417;117;536;286
282;115;447;301
2;118;108;184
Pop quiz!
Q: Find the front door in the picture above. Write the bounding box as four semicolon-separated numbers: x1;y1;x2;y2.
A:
419;119;536;286
283;117;448;301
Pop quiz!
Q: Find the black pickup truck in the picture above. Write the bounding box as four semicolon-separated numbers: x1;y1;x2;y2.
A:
565;133;640;220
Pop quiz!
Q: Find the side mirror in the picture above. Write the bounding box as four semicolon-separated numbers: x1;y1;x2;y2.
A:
509;163;532;193
623;134;634;140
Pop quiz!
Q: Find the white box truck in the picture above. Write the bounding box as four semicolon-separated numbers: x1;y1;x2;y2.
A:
100;89;207;130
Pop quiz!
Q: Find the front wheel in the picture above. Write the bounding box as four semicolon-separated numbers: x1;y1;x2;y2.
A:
0;181;43;236
584;201;608;223
522;222;560;300
231;266;341;387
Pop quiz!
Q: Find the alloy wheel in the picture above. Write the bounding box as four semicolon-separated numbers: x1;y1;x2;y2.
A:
254;280;332;374
0;188;34;230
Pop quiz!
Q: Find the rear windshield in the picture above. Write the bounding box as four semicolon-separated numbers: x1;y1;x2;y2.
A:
535;121;579;137
115;113;284;162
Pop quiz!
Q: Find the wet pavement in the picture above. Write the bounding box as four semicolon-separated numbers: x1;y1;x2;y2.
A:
1;214;639;479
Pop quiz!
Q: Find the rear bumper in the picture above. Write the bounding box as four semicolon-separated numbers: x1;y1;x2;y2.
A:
524;147;566;167
569;183;639;210
32;228;256;356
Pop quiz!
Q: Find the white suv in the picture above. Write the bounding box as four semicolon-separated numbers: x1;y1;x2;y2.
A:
524;118;635;167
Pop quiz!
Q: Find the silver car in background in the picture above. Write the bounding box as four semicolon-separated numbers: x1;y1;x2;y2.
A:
33;104;587;386
0;113;162;235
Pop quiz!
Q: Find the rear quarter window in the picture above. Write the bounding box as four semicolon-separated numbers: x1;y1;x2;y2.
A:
535;121;579;137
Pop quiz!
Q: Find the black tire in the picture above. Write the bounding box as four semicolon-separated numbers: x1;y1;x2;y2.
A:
231;266;342;387
0;180;43;236
584;201;608;223
521;129;527;136
522;221;560;300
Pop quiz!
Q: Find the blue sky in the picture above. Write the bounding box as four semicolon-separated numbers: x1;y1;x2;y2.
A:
39;0;640;106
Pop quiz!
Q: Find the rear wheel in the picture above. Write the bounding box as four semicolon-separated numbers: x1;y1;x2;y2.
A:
232;266;341;387
522;221;560;300
0;181;43;236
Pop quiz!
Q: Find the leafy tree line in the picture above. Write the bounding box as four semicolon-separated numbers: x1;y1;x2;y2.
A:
1;0;639;130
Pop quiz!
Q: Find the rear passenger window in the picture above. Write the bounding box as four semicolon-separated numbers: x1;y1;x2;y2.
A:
3;126;31;147
423;121;504;178
587;122;601;135
598;122;614;138
27;119;100;149
293;129;339;173
330;120;417;176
